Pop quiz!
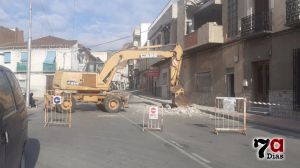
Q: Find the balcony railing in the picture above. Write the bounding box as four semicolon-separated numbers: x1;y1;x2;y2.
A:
184;22;223;50
241;10;272;37
286;0;300;26
16;62;27;72
43;63;56;73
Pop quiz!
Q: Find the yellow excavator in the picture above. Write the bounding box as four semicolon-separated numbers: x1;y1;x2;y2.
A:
46;44;189;112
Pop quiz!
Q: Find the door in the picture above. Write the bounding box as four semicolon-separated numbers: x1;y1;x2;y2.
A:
0;70;20;168
294;49;300;110
5;71;27;162
0;114;5;168
253;61;269;103
255;0;269;14
226;68;235;97
254;0;269;31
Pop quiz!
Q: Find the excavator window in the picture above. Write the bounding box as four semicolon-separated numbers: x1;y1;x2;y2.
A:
84;62;104;73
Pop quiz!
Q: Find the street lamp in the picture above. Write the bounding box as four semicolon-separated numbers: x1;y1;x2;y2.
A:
25;0;32;107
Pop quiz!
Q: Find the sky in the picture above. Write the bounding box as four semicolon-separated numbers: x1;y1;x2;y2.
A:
0;0;170;51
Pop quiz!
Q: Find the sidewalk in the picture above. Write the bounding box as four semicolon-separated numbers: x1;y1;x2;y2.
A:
134;91;171;105
133;92;300;134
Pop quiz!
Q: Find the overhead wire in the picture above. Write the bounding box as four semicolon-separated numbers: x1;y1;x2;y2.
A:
88;35;132;48
88;0;171;49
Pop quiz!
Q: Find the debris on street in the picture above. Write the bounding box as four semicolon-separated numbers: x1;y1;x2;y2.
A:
163;104;210;117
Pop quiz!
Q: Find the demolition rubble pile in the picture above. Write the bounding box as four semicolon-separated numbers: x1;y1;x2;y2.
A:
163;104;209;117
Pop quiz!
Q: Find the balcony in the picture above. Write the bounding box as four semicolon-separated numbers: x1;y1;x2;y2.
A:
286;0;300;27
184;22;224;50
16;62;27;72
186;0;222;15
241;11;272;38
43;63;56;73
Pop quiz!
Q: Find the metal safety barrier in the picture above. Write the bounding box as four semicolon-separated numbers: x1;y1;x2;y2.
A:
142;105;164;132
214;97;247;135
247;100;300;119
44;90;72;128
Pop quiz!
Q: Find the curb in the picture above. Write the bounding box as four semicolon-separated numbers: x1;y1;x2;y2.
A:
133;93;300;134
195;108;300;134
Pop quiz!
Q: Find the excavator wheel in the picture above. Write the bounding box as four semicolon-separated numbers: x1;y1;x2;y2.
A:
56;96;76;113
103;96;121;113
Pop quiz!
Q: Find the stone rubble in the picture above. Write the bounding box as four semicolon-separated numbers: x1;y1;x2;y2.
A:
162;104;210;117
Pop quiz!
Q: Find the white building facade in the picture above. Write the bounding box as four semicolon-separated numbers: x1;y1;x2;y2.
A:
0;36;95;97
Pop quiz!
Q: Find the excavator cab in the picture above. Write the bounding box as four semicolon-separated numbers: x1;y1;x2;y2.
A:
84;61;104;73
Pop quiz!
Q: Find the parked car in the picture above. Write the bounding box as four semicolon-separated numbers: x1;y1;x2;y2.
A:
0;65;28;168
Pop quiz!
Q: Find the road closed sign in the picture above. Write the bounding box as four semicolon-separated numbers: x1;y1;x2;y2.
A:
53;96;62;105
148;106;159;120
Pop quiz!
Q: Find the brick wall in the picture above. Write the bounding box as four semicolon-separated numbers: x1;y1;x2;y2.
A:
184;31;197;49
0;27;24;45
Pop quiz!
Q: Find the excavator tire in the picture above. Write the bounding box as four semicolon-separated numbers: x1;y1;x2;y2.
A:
56;96;76;113
103;96;121;113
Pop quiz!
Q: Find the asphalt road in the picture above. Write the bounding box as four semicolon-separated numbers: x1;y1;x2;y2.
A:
25;95;300;168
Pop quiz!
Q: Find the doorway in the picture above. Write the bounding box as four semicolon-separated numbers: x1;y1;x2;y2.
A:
254;0;270;31
226;68;235;97
254;0;269;14
253;61;269;102
294;49;300;110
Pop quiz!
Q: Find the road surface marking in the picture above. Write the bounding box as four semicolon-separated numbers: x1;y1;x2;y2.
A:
119;113;213;168
192;153;211;164
97;114;119;118
170;140;184;149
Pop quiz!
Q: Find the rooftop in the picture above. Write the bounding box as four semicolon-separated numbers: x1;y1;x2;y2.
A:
0;35;78;49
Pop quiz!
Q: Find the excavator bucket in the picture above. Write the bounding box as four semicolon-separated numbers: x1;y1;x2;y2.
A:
171;85;191;107
173;92;191;107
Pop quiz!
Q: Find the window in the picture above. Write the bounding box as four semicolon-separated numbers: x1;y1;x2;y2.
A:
228;0;238;37
96;63;104;72
162;72;168;85
44;51;56;64
5;72;26;111
195;72;212;92
0;71;16;115
163;25;170;45
44;51;56;72
4;52;11;63
186;20;193;35
21;52;28;62
156;35;161;45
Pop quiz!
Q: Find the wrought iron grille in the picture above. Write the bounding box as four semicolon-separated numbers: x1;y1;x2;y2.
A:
286;0;300;26
241;10;272;37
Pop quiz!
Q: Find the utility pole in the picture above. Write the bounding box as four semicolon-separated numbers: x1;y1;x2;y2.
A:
26;0;32;107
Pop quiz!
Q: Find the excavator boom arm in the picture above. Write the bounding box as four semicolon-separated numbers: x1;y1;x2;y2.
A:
97;45;183;92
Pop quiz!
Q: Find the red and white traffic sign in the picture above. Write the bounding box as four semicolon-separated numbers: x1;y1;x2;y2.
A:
148;106;159;120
